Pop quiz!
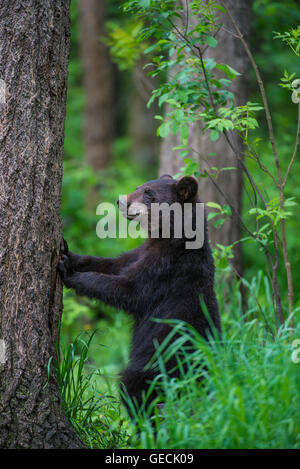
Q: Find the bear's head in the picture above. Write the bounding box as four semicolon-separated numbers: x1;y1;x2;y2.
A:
117;175;203;246
117;175;198;216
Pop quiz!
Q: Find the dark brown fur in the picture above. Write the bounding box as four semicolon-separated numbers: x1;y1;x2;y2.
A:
58;175;221;417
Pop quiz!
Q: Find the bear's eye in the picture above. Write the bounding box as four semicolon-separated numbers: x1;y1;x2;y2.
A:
143;187;155;202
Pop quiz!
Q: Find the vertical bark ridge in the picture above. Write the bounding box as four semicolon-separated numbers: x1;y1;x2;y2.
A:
0;0;84;448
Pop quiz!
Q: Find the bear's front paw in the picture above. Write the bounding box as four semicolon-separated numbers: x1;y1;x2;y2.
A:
58;254;73;281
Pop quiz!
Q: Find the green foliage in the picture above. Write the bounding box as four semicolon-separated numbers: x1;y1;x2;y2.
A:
133;315;300;449
51;332;131;448
121;0;300;320
274;27;300;57
251;0;300;126
103;20;147;70
60;0;300;449
206;202;232;230
202;102;264;142
279;69;297;92
249;197;295;228
128;273;300;449
62;139;149;257
122;0;249;171
56;277;300;449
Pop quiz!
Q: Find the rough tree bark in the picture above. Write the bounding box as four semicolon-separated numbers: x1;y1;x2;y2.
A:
79;0;114;171
160;0;252;275
0;0;84;448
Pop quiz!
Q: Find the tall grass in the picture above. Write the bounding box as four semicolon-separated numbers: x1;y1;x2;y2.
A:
51;331;131;449
56;273;300;449
133;318;300;449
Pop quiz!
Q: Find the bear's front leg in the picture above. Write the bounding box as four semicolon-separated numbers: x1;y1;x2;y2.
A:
58;255;134;310
61;238;136;275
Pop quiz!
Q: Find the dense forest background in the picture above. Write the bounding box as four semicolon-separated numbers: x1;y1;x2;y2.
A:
58;0;300;448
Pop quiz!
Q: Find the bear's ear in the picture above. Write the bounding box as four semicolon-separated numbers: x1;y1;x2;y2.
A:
176;176;198;201
159;174;173;179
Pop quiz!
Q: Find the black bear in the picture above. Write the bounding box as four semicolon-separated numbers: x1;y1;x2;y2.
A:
58;175;221;417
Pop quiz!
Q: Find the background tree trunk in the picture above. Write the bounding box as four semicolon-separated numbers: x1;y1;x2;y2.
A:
0;0;84;448
79;0;114;171
130;57;159;168
160;0;252;275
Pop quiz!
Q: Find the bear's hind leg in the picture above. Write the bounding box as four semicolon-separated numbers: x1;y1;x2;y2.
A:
120;367;158;421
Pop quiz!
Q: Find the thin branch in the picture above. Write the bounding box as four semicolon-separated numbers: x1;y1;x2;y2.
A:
195;45;218;114
194;44;264;208
203;168;260;242
283;102;300;187
246;145;280;189
230;262;276;339
220;0;290;322
220;0;283;188
189;145;284;323
168;3;287;322
184;0;189;35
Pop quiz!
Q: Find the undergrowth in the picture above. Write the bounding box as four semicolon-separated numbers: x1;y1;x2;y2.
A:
53;274;300;449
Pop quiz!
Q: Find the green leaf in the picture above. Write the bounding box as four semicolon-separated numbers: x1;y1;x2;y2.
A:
206;36;218;48
207;212;219;221
180;123;189;142
215;5;227;13
206;202;222;210
144;43;159;54
205;58;217;70
184;160;199;175
140;0;150;8
171;121;179;135
218;257;229;269
222;205;232;216
216;63;241;79
214;218;226;228
220;166;236;172
285;198;297;207
210;129;219;142
157;122;170;138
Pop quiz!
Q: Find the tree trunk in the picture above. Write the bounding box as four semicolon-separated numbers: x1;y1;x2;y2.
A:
0;0;84;448
130;57;159;168
79;0;114;171
160;0;252;275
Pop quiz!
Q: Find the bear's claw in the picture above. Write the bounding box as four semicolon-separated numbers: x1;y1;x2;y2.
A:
58;254;71;277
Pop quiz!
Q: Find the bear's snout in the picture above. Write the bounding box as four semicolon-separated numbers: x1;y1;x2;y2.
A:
117;196;128;210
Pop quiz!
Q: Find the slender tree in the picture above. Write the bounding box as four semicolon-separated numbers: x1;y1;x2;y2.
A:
79;0;114;171
0;0;84;448
160;0;252;275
